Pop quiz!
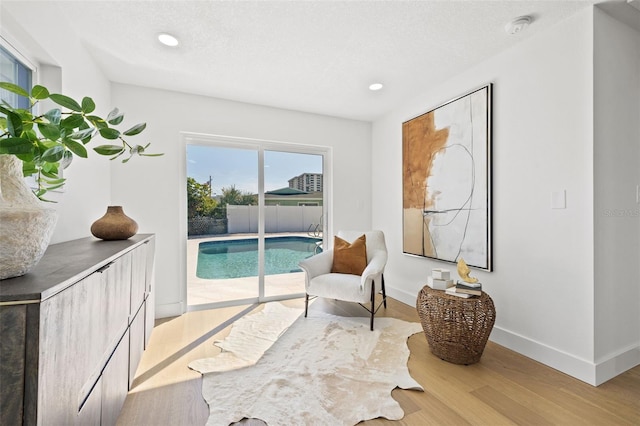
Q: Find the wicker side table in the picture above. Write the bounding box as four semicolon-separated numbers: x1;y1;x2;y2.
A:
417;285;496;365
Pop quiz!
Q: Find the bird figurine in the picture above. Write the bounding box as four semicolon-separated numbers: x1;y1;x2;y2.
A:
457;258;479;283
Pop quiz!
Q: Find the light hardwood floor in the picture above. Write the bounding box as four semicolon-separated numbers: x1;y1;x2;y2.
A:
117;297;639;425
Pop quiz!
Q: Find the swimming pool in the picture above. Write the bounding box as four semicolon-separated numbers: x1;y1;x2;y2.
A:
196;236;322;279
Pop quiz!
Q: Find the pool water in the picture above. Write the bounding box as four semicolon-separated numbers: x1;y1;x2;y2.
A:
196;236;322;279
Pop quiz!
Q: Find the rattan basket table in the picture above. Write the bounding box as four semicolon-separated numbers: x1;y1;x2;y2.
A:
417;285;496;365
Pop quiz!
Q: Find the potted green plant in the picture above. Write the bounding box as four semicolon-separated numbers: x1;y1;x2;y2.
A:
0;82;162;280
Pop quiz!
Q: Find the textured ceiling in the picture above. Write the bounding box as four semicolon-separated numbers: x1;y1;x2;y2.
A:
2;0;616;121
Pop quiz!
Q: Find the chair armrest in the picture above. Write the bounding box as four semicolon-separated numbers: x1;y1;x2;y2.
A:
359;251;387;292
298;249;334;281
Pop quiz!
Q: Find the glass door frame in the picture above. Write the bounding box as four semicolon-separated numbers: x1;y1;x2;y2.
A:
180;132;332;312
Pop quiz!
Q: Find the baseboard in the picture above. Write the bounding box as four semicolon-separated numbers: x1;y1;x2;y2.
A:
155;302;184;319
595;344;640;386
386;286;419;307
490;326;602;385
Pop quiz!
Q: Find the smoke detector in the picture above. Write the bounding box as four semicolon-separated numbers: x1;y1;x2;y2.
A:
505;16;533;35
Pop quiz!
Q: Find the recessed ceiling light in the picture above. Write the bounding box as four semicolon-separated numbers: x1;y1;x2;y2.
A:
158;33;179;47
369;83;384;91
505;16;532;35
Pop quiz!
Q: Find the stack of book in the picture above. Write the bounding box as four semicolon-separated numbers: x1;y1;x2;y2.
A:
426;268;454;290
445;281;482;298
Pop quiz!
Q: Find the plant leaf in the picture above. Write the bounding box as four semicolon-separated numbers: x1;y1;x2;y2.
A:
69;127;94;140
41;145;65;162
60;150;73;169
41;177;66;185
123;122;146;136
140;153;164;157
106;107;122;122
43;182;65;191
63;138;88;158
49;94;82;112
61;113;85;129
107;107;124;125
0;137;33;154
22;161;38;176
33;188;49;203
47;179;64;191
15;152;35;162
31;85;50;99
22;129;38;141
110;150;126;161
41;162;60;175
37;122;61;141
108;114;124;125
81;97;96;114
94;144;125;156
86;115;108;129
5;110;23;137
44;108;62;125
99;128;120;140
0;82;29;98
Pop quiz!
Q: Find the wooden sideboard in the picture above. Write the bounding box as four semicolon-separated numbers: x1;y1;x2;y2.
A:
0;234;155;425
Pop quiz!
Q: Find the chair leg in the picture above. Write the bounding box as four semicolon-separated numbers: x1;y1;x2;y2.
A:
304;293;309;318
370;284;375;331
381;274;387;308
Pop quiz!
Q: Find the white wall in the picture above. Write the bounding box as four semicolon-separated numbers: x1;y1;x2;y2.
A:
373;8;611;384
1;2;112;244
593;8;640;383
110;84;371;317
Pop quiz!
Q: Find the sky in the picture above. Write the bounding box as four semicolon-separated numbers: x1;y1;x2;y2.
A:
187;145;323;195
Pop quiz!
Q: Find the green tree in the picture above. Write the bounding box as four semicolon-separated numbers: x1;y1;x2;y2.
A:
240;193;258;205
187;177;217;218
220;185;257;206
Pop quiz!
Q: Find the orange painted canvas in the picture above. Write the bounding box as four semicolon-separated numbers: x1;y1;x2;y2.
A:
402;85;492;271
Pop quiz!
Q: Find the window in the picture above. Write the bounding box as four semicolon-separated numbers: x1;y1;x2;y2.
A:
0;44;33;109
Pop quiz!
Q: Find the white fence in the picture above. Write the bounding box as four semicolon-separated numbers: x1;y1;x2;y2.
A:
227;205;323;234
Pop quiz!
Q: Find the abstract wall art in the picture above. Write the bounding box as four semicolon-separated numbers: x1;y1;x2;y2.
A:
402;84;492;271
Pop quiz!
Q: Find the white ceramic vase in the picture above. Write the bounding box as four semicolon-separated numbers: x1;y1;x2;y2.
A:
0;155;58;280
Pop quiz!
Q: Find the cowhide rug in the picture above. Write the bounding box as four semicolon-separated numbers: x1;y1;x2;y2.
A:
189;302;423;426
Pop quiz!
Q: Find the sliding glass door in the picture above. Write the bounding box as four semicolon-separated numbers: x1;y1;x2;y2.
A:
184;134;328;310
263;150;323;298
186;144;259;307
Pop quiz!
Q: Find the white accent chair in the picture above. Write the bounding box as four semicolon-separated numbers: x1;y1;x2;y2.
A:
298;230;388;330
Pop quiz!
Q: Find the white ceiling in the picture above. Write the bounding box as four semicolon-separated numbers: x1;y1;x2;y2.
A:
6;0;629;121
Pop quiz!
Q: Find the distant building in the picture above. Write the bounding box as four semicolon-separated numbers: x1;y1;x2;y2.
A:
264;187;323;206
288;173;323;193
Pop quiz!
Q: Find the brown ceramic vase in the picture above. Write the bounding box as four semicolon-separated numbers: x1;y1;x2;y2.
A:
91;206;138;240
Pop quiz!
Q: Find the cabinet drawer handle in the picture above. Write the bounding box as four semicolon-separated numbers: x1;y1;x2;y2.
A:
97;263;113;273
